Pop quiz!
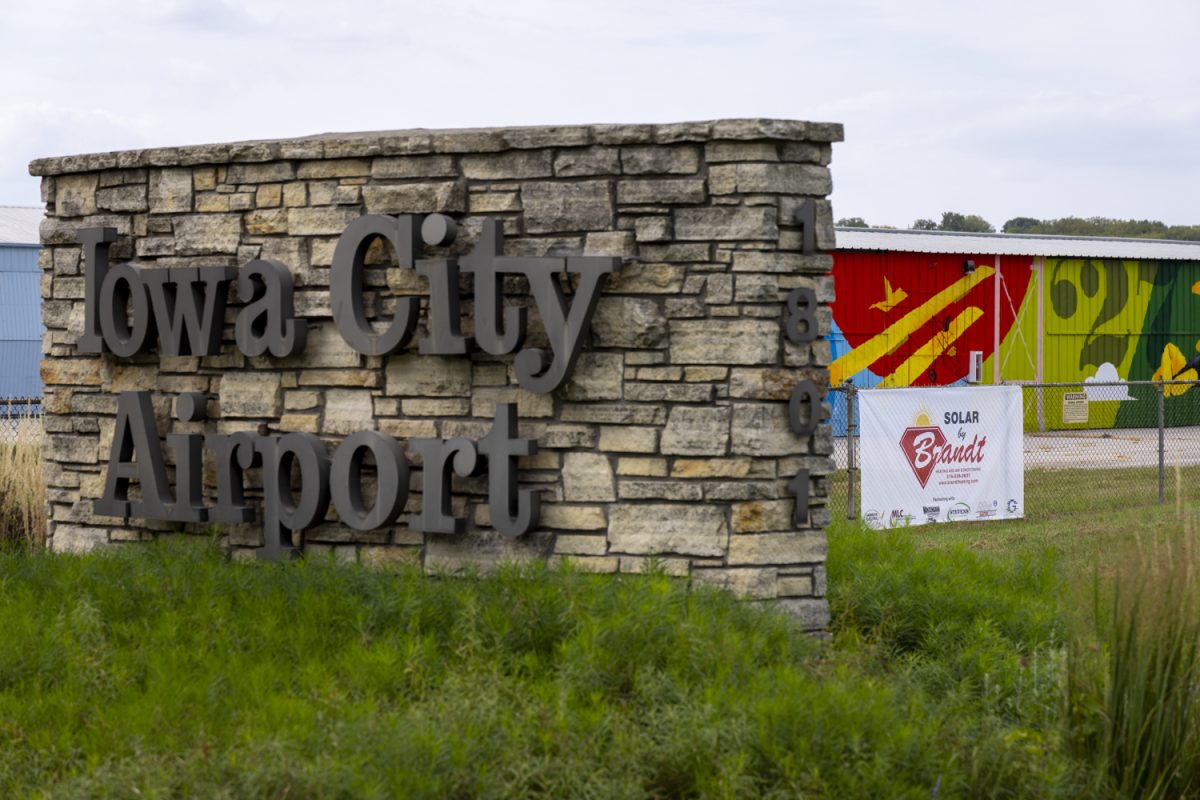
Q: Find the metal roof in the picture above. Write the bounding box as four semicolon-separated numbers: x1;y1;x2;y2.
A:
834;227;1200;261
0;206;43;246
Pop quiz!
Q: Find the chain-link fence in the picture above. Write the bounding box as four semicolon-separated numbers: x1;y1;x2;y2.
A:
827;381;1200;523
0;398;41;445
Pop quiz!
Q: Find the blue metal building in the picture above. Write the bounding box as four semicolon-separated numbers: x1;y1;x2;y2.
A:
0;207;44;401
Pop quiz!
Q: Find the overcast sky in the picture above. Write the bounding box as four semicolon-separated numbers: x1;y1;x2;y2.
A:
2;0;1197;229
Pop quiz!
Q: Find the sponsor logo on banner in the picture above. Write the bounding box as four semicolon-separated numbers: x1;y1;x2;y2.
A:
923;504;940;522
899;425;946;488
976;499;999;519
947;502;970;521
898;412;988;489
864;509;881;525
888;509;911;528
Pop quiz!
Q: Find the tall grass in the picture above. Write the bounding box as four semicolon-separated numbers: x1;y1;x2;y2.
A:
0;535;1085;798
1066;470;1200;799
0;411;45;549
827;521;1071;794
10;457;1200;795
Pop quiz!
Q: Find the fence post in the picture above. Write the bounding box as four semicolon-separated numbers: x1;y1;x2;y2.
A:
846;384;857;520
1158;381;1166;503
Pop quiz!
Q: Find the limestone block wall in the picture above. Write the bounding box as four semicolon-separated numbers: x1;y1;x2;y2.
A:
31;119;841;627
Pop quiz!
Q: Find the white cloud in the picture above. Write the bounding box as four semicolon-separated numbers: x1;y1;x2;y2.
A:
1085;363;1135;402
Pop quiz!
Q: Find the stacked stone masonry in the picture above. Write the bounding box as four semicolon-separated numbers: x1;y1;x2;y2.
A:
31;119;841;628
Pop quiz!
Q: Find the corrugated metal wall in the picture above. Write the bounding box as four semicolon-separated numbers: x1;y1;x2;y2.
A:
829;250;1034;387
0;245;38;272
0;245;43;400
829;251;1200;430
830;252;1200;386
1041;258;1200;383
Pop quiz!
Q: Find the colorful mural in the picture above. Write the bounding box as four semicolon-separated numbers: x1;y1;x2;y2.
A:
829;251;1035;389
828;251;1200;431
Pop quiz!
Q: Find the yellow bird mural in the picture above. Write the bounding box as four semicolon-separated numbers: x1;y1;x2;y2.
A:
1152;342;1200;397
869;276;908;312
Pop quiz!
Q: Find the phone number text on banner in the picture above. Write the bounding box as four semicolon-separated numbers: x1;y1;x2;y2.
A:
859;385;1024;528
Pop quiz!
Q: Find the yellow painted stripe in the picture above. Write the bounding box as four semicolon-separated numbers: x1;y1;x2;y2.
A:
878;306;984;387
831;266;994;385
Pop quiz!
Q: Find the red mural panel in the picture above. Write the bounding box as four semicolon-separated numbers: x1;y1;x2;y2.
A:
831;251;1032;386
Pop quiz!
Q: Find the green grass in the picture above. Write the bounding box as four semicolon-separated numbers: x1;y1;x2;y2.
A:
0;533;1083;799
3;502;1199;797
830;466;1192;520
828;466;1198;575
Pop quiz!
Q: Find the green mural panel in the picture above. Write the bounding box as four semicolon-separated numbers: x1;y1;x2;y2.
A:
1118;260;1200;427
1036;258;1200;429
985;273;1038;385
1043;258;1157;382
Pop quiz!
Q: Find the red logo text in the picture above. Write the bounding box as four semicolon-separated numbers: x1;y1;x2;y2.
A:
899;426;987;488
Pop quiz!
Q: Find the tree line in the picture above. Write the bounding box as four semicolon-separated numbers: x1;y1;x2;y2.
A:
836;213;1200;241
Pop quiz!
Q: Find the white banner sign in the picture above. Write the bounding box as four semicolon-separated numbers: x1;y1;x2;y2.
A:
859;385;1023;528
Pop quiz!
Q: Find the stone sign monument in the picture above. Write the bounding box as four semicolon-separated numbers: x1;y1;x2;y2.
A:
31;118;840;628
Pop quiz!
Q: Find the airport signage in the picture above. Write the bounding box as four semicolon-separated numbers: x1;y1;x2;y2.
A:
78;214;620;558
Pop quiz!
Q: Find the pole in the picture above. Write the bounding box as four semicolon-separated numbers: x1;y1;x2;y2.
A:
1035;257;1045;433
1158;381;1165;503
993;255;1002;384
846;384;857;520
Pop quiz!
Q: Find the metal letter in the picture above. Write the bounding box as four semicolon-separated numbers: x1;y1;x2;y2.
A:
785;286;819;343
331;214;420;356
257;433;331;561
77;227;117;353
794;197;817;255
175;393;209;422
459;219;526;355
330;431;410;531
788;379;821;436
206;432;259;524
143;266;237;356
420;213;457;247
98;263;155;357
788;469;811;527
416;257;471;355
516;256;620;393
476;403;540;537
167;395;210;523
167;432;207;523
95;391;172;519
410;437;479;534
166;393;208;525
234;259;306;357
